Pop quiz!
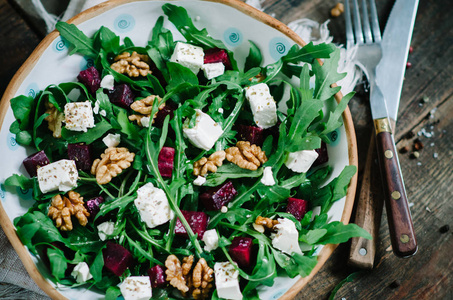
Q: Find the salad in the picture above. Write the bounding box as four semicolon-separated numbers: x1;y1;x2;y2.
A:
4;3;370;300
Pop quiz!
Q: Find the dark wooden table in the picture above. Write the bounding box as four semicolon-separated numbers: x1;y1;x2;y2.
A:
1;0;452;299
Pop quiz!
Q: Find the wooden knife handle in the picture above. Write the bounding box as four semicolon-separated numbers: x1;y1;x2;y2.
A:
348;131;383;268
374;118;417;257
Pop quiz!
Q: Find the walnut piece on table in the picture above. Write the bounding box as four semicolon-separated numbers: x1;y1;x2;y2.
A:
44;101;64;138
48;191;90;231
91;147;135;185
128;95;165;127
193;150;226;176
111;51;152;77
225;141;268;170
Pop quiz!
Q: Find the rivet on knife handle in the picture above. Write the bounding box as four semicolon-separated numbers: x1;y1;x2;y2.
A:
374;117;418;257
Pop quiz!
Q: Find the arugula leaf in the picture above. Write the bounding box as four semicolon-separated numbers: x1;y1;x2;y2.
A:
47;247;68;280
55;22;97;58
312;47;346;101
97;26;120;54
61;119;112;144
317;91;354;139
329;272;365;300
317;222;371;244
166;62;198;91
204;164;263;187
244;40;262;71
283;42;336;64
4;174;34;190
10;95;35;130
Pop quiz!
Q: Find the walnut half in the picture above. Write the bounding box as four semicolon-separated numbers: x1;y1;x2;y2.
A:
91;147;135;185
111;51;152;77
193;151;226;176
48;191;89;231
225;141;268;170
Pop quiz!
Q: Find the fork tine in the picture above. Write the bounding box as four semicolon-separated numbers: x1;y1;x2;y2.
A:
361;0;373;43
344;0;354;48
369;0;381;42
352;0;364;44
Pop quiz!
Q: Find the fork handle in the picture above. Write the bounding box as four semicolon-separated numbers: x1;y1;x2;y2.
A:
374;117;417;257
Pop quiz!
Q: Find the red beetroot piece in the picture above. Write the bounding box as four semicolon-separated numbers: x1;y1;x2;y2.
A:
204;48;232;70
286;197;308;221
23;150;50;177
174;210;208;239
147;265;167;288
199;181;237;211
229;237;254;269
312;141;329;167
102;241;133;276
154;102;177;128
108;84;135;108
158;147;175;178
68;143;92;172
237;124;265;147
77;66;101;95
85;196;104;219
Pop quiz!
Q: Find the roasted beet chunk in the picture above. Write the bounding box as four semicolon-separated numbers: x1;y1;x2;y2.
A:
200;181;238;211
312;141;329;167
237;124;265;147
77;66;101;95
102;241;132;276
286;197;308;221
68;143;92;172
204;48;232;70
23;150;50;177
229;237;254;269
85;196;104;219
148;265;167;288
154;102;177;128
158;147;175;178
108;84;135;108
174;210;208;239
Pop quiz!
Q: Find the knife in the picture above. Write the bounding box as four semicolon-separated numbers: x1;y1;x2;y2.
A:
349;0;419;265
371;0;419;258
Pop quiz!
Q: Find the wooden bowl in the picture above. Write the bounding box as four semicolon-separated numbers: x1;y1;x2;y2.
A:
0;0;358;299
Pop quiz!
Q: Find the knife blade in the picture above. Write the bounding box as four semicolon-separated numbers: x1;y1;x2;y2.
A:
349;0;419;265
371;0;419;258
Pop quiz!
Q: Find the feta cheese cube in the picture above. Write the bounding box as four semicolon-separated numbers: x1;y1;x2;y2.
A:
102;133;121;148
201;62;225;80
97;221;115;241
271;218;302;255
170;42;204;74
140;116;151;128
64;101;95;132
285;150;319;173
119;276;152;300
183;109;223;151
193;175;206;186
214;262;242;300
245;83;277;129
260;166;275;186
37;159;78;193
202;229;219;252
134;183;174;228
100;74;115;90
71;262;92;283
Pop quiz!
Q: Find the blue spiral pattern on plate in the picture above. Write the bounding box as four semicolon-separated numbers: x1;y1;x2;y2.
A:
269;37;291;60
25;82;39;98
80;56;95;71
114;14;135;33
7;132;18;151
0;184;5;202
53;37;68;53
328;129;340;146
271;289;286;299
16;187;33;201
224;28;243;47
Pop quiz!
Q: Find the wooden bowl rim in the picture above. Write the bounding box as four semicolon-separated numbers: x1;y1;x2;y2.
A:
0;0;358;299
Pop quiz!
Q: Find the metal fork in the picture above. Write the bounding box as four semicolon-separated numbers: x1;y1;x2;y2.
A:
345;0;386;269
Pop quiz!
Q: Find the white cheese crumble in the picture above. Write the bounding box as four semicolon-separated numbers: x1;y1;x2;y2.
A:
119;276;152;300
37;159;78;193
285;149;319;173
260;166;275;186
71;262;92;283
97;221;115;241
271;218;303;255
245;83;277;129
214;262;243;300
100;74;115;90
193;176;206;186
183;109;223;151
201;62;225;80
170;42;204;74
102;133;121;148
93;100;100;114
134;183;174;228
202;229;219;252
141;116;151;128
64;101;95;132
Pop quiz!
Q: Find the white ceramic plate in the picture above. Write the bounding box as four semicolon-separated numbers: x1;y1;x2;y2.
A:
0;1;358;299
